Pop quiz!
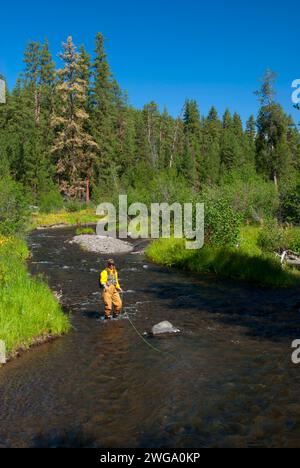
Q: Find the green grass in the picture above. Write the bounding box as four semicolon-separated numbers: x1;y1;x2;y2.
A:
146;236;300;287
0;237;70;358
30;208;101;230
240;225;262;256
75;226;95;236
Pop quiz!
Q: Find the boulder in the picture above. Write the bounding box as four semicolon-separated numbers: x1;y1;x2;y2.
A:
151;321;180;337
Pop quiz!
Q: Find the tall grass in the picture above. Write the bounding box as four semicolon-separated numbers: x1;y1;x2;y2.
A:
0;237;70;357
30;208;101;230
146;237;300;287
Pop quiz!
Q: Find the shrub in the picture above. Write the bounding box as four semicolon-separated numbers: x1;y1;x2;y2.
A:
280;180;300;224
257;219;285;253
0;178;29;235
39;189;63;214
0;236;29;261
203;167;279;222
284;228;300;255
64;200;87;213
204;198;241;248
125;168;194;207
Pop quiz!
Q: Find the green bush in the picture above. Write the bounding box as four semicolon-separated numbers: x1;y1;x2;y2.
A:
125;168;194;207
284;228;300;255
65;200;87;213
0;178;29;235
280;179;300;224
39;189;63;214
203;167;279;222
204;198;241;247
257;219;285;253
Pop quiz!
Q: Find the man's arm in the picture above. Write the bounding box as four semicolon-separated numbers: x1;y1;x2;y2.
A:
100;270;108;290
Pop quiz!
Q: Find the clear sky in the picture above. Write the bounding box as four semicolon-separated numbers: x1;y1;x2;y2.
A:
0;0;299;123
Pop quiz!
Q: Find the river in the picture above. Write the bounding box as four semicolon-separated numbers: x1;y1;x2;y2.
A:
0;227;300;448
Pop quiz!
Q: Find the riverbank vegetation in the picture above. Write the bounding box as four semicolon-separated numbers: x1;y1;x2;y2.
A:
146;229;300;287
30;206;99;229
0;177;71;361
0;236;70;359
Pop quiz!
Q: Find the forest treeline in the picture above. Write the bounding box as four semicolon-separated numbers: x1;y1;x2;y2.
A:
0;33;300;229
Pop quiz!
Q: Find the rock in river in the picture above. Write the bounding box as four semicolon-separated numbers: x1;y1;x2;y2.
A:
151;321;181;337
70;235;133;254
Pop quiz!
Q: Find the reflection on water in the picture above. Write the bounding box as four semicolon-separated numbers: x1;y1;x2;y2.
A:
0;227;300;448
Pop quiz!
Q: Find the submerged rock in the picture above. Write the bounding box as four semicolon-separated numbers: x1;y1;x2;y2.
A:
151;321;181;337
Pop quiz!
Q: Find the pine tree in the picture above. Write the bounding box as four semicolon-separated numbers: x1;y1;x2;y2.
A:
232;113;243;139
38;40;57;192
245;115;256;167
222;109;232;129
220;110;241;170
255;71;292;186
142;101;161;167
158;108;175;170
181;99;201;188
0;76;10;175
39;40;56;115
4;79;39;190
201;106;222;184
286;116;300;171
23;41;41;123
11;40;57;196
91;33;116;188
51;37;98;201
110;80;131;177
245;115;256;142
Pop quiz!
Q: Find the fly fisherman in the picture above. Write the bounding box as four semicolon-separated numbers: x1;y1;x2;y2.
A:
100;259;123;320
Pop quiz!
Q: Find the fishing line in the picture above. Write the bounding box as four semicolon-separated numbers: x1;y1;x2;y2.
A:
125;311;165;355
122;295;290;427
121;292;167;355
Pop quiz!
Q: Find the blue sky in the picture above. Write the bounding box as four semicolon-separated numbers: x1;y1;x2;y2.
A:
0;0;299;123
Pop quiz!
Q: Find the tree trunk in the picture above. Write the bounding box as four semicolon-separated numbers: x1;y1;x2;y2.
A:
35;88;40;124
86;177;90;205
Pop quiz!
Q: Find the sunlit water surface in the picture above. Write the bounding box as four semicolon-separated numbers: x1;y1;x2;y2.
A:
0;228;300;448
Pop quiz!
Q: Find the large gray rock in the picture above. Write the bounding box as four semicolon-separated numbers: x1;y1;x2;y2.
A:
151;321;180;337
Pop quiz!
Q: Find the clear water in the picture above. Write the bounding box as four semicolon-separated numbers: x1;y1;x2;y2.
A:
0;227;300;448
